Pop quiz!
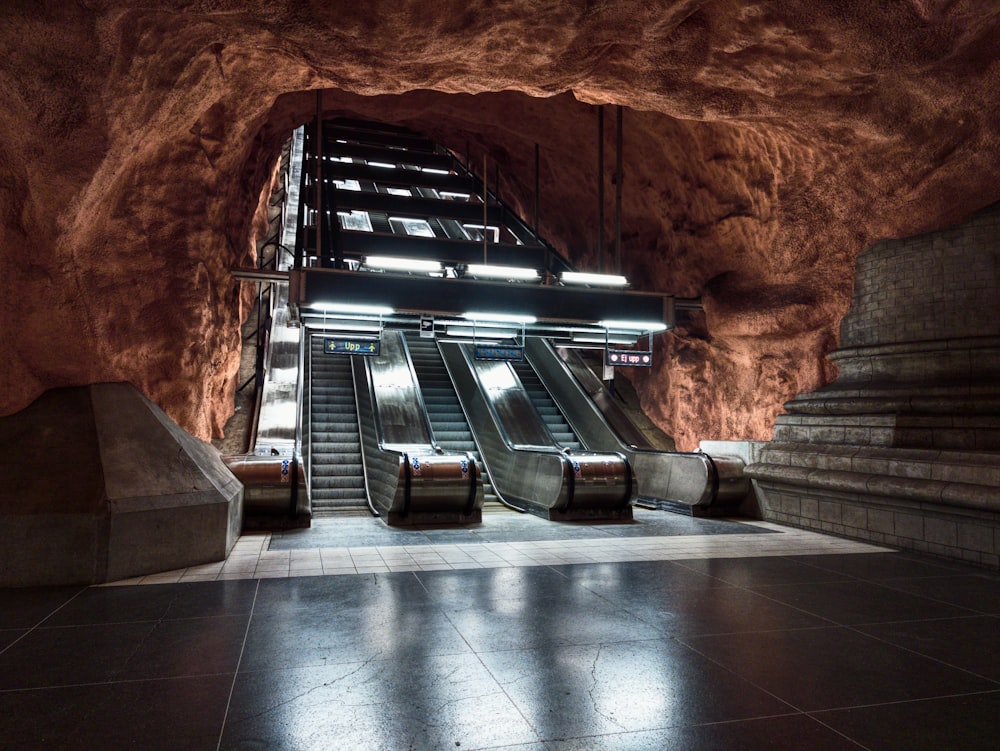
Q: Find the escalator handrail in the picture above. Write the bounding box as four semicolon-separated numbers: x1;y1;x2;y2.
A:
351;354;405;517
396;330;446;452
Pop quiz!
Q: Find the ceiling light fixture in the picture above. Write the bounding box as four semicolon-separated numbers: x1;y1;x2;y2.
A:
598;320;668;332
314;302;394;316
461;311;537;324
464;264;540;281
559;271;629;287
363;256;443;273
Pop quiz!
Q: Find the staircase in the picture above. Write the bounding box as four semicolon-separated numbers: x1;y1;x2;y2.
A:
511;358;583;450
404;333;503;509
308;337;369;516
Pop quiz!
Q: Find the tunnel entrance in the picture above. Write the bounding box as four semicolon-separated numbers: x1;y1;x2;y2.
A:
229;116;747;530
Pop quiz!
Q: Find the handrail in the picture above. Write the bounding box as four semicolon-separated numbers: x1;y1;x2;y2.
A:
352;354;404;518
397;331;443;449
300;324;311;516
290;323;303;516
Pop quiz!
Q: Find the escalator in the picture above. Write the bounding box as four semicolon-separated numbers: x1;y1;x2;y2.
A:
403;333;507;511
524;337;750;513
439;340;635;521
308;331;481;525
511;359;582;451
308;336;368;516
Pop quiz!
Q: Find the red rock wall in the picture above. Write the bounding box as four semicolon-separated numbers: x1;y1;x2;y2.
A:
3;2;1000;448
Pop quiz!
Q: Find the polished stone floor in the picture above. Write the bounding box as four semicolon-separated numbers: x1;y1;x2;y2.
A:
0;516;997;750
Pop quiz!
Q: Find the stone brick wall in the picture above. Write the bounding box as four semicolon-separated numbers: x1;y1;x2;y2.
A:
842;202;1000;348
748;202;1000;569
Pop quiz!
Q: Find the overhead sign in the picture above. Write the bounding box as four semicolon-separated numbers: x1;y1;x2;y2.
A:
605;348;652;367
420;316;435;338
324;337;381;356
474;344;524;362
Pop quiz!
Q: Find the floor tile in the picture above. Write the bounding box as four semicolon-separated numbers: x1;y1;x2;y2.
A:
673;556;853;587
683;625;997;711
223;654;538;751
239;601;471;672
545;714;866;750
478;640;793;739
747;579;976;625
0;586;83;629
857;615;1000;681
44;579;259;626
876;573;1000;614
606;582;834;636
0;621;157;689
0;629;26;653
797;552;974;580
442;593;652;652
813;690;1000;751
117;614;251;680
0;674;232;751
251;571;429;616
416;565;575;606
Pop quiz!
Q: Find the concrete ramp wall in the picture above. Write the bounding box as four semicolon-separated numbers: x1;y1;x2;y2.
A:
0;383;242;586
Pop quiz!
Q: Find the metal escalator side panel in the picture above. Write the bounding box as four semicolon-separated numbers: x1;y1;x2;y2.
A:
546;342;656;450
527;338;642;454
359;333;482;523
367;331;435;450
352;354;405;518
473;359;560;450
533;339;728;509
438;341;569;513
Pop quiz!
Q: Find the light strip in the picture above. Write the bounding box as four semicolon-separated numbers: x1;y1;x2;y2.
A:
314;302;394;315
367;161;396;169
571;333;639;345
599;320;668;332
363;256;443;273
445;327;518;339
464;264;540;281
422;167;451;175
462;311;537;324
560;271;629;287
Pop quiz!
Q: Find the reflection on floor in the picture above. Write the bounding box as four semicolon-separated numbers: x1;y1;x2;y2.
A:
0;513;997;750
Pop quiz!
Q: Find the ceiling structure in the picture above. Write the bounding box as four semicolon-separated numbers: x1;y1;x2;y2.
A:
3;2;1000;450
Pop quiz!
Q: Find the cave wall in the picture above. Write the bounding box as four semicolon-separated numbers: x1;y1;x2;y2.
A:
3;1;1000;449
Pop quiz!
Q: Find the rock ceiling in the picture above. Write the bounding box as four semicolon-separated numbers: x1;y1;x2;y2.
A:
2;1;999;449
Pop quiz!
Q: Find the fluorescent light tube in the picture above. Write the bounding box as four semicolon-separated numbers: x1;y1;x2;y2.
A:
445;327;518;339
464;264;540;281
560;271;629;287
462;311;537;324
363;256;443;273
315;302;394;315
598;320;668;332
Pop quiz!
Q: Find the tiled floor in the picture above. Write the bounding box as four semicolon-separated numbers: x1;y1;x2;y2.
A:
106;510;893;585
0;513;997;750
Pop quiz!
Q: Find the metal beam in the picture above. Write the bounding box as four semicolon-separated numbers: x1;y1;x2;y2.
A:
336;231;551;268
324;163;479;193
293;268;672;327
324;126;437;153
322;142;455;171
333;191;504;224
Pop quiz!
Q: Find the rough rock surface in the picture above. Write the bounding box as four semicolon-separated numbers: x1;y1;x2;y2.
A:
3;1;1000;449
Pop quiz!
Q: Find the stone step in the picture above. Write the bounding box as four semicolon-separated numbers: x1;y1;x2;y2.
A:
757;441;1000;487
